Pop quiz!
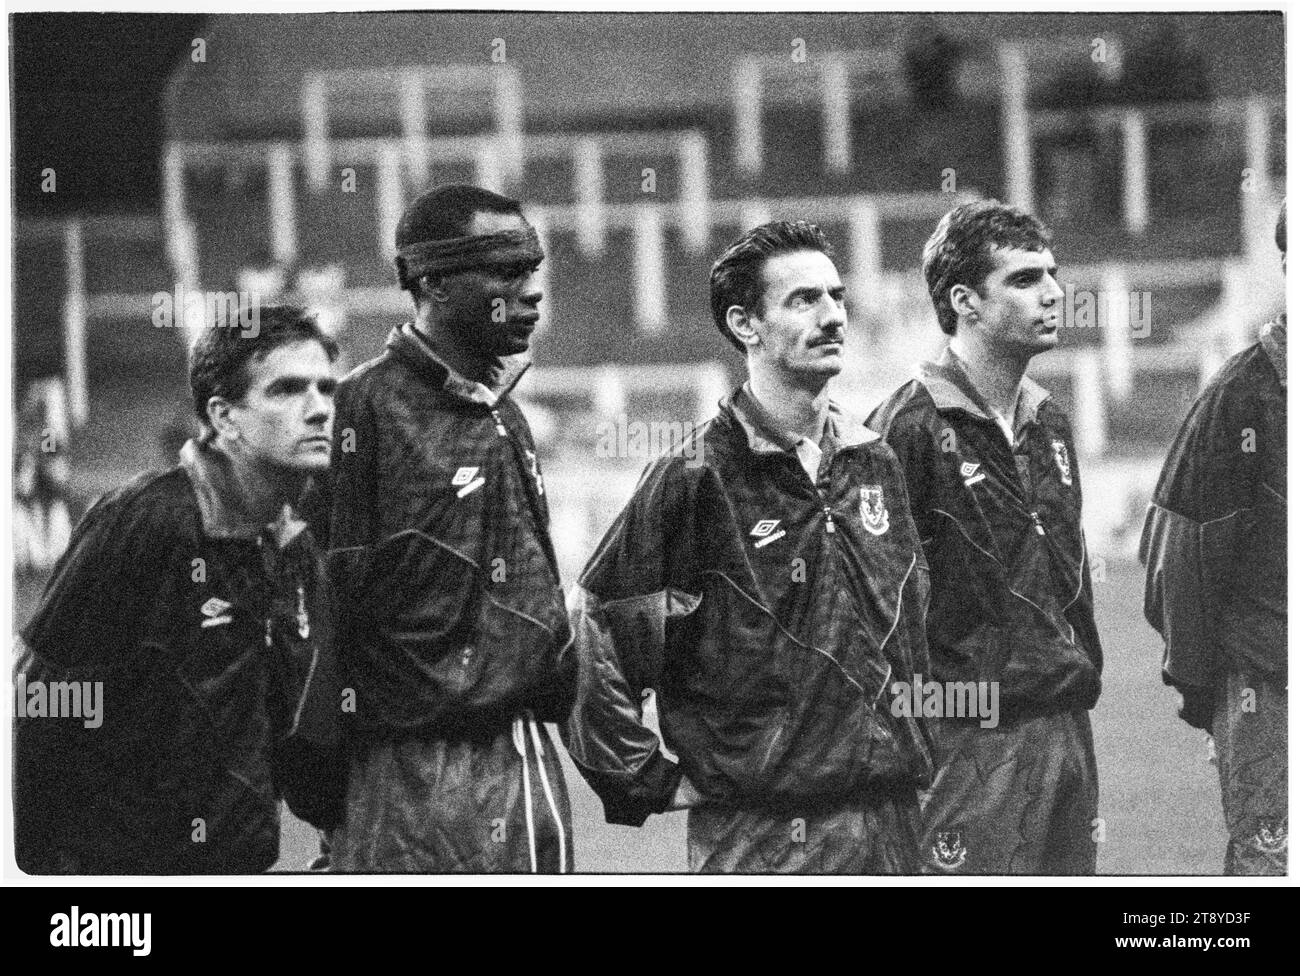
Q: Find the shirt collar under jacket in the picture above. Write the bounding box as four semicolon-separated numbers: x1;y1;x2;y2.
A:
179;438;281;542
1261;313;1287;389
386;322;531;407
917;344;1051;438
728;381;878;459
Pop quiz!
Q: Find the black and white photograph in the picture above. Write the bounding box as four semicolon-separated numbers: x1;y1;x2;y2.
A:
3;3;1288;896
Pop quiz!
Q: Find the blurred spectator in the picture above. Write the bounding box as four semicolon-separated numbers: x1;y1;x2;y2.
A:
904;27;966;111
13;378;74;574
1118;24;1212;105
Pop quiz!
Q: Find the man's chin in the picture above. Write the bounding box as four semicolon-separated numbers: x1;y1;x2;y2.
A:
803;357;843;378
278;453;331;475
1032;330;1061;353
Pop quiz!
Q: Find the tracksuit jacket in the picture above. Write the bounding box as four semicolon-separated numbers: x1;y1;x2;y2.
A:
15;440;343;874
322;323;576;871
1140;316;1287;726
325;323;575;738
565;385;934;830
868;348;1104;719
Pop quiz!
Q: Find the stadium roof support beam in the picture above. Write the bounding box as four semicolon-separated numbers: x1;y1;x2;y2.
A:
732;58;763;175
376;146;404;258
634;204;667;333
574;137;605;257
1120;110;1150;235
678;131;711;253
267;143;299;265
821;54;851;175
1100;264;1134;400
997;42;1034;213
161;145;200;293
301;74;331;191
495;68;525;187
1073;350;1107;456
400;68;429;189
847;200;882;311
62;219;88;427
1242;95;1277;268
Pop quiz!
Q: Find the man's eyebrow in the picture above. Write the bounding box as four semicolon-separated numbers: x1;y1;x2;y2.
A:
267;375;337;392
1008;266;1048;280
787;285;827;302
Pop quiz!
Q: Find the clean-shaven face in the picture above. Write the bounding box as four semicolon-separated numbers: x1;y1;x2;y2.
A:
749;249;848;381
226;339;336;474
968;246;1063;356
440;210;544;357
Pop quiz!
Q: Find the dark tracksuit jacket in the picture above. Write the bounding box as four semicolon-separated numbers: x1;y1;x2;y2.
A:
868;350;1103;717
565;385;934;873
1140;316;1287;716
15;440;343;875
1140;316;1286;875
324;323;576;872
869;348;1103;874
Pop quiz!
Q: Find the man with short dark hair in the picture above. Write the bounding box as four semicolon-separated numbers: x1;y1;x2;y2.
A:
1141;202;1287;875
15;305;344;874
869;200;1104;875
564;220;933;873
324;183;576;872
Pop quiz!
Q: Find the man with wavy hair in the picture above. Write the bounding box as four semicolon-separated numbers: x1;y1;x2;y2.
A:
869;200;1103;875
565;220;933;873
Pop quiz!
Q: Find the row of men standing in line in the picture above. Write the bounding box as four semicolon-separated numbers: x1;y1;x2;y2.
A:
13;184;1286;875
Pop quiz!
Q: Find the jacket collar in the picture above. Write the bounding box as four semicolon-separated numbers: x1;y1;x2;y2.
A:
386;322;530;407
1261;314;1287;389
727;382;878;457
179;439;274;541
918;345;1050;432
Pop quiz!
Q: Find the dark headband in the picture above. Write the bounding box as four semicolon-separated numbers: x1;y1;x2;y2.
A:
396;227;544;286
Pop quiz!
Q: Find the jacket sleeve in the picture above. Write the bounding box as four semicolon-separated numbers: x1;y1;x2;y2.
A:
868;399;937;542
15;491;178;872
561;457;698;827
324;377;380;625
273;538;348;832
1139;367;1256;728
1063;433;1105;677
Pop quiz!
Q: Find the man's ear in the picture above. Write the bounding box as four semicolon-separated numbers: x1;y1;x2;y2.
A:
949;283;980;323
207;396;239;441
725;305;760;350
421;272;452;304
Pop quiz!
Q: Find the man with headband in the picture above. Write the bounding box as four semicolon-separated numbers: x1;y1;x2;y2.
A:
323;184;576;872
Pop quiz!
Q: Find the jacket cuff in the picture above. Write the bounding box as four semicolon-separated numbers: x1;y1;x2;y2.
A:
600;753;683;828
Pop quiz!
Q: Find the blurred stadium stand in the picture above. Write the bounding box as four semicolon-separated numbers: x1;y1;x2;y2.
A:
13;12;1285;577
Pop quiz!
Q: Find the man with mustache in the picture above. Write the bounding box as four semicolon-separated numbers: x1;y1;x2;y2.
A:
324;184;575;872
565;220;933;872
869;200;1104;874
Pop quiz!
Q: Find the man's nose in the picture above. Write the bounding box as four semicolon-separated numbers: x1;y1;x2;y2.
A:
305;386;332;424
519;270;543;306
1043;275;1065;305
819;294;847;329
